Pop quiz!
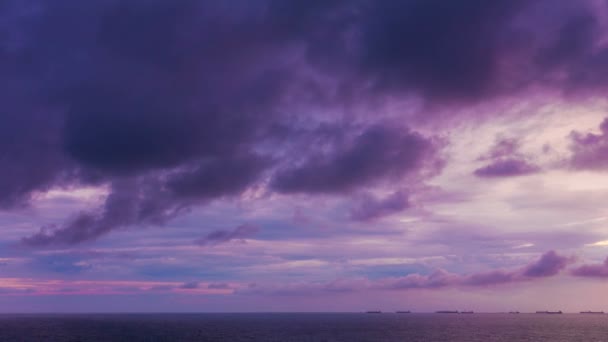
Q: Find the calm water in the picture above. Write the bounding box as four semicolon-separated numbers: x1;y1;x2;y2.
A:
0;313;606;341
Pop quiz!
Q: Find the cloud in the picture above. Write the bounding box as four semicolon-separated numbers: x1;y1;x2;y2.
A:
571;257;608;278
350;191;410;221
355;0;530;102
478;138;521;160
271;0;608;104
196;224;260;247
4;0;608;245
474;138;540;177
474;159;540;178
569;117;608;170
21;154;269;247
271;125;442;194
240;251;573;295
22;179;182;247
521;250;573;277
167;155;269;200
381;269;459;289
28;254;93;275
462;270;517;286
5;0;453;245
382;250;572;289
179;281;199;289
241;278;371;296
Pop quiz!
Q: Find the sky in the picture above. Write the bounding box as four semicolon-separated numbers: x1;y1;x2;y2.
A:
2;0;608;313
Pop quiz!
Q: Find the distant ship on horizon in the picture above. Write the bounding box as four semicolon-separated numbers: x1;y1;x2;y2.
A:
508;311;520;314
460;311;474;314
580;311;604;314
365;310;382;314
536;311;562;314
436;310;459;314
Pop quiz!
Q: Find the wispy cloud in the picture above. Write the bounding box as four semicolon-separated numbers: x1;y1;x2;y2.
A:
240;251;574;295
196;224;259;247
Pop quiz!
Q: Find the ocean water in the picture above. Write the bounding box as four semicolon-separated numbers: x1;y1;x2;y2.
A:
0;313;607;342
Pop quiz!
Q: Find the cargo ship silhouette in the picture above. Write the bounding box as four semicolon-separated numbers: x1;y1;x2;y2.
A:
365;310;382;314
535;311;562;314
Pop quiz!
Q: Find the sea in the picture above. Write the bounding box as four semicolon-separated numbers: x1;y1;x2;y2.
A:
0;313;606;341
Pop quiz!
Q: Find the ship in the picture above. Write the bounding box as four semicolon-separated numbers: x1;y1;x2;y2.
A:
536;311;562;314
435;310;459;314
508;311;520;314
395;311;411;313
460;311;474;314
365;310;382;314
580;311;604;314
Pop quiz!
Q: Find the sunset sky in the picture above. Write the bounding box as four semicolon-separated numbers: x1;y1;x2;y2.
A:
2;0;608;312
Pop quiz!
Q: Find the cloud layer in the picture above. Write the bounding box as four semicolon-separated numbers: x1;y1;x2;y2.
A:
242;251;574;295
2;0;608;312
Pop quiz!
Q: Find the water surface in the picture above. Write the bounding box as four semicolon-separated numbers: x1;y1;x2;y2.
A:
0;313;606;341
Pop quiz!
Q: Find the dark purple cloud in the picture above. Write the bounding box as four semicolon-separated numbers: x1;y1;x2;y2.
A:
196;224;260;247
3;0;286;245
535;12;597;71
571;257;608;278
357;0;530;102
2;0;608;246
569;118;608;170
474;159;540;178
521;250;573;277
22;179;181;247
474;138;540;177
272;125;442;194
167;155;269;201
22;155;269;247
261;0;605;107
478;138;520;160
350;191;410;221
4;0;447;245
